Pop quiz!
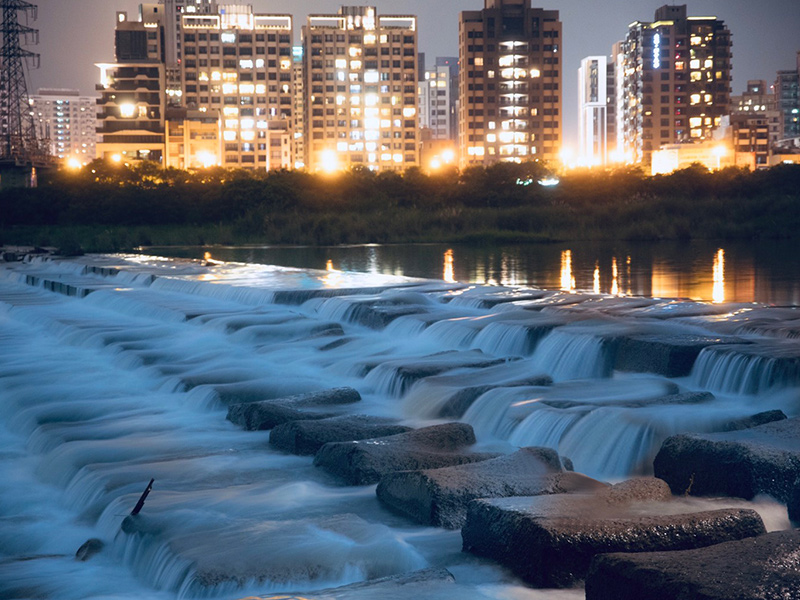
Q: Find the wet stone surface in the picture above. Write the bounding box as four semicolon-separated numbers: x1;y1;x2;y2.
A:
461;478;766;588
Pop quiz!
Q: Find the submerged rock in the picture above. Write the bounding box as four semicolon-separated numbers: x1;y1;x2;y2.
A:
653;417;800;505
232;568;456;600
226;387;361;431
585;529;800;600
720;409;787;432
75;538;104;561
613;334;748;377
435;375;553;418
269;415;412;455
461;478;765;588
376;447;606;528
313;422;497;485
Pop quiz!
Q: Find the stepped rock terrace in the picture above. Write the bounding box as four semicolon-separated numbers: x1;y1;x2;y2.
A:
0;253;799;599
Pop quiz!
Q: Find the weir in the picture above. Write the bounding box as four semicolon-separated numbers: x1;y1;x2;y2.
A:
0;254;798;600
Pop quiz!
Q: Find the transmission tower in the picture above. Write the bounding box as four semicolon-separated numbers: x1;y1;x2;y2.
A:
0;0;47;165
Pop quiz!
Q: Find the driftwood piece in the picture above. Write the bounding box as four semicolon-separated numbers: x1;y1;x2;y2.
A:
130;478;154;516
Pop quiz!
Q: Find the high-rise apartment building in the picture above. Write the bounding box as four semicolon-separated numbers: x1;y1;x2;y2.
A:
730;80;781;159
578;56;607;165
775;51;800;143
179;5;294;169
302;6;420;172
30;89;97;165
611;41;626;158
458;0;562;167
96;9;167;162
419;57;458;141
619;4;732;165
291;45;306;168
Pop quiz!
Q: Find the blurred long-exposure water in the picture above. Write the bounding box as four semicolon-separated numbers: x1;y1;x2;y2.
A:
1;249;798;599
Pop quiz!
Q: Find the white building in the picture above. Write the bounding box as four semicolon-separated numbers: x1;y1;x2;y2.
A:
578;56;608;165
30;88;97;165
419;57;458;141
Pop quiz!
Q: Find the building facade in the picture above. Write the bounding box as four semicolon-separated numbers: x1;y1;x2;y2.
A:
578;56;607;165
30;89;97;165
619;4;732;165
419;57;458;141
730;80;781;160
458;0;562;168
302;6;420;172
95;9;167;163
179;5;294;169
775;51;800;144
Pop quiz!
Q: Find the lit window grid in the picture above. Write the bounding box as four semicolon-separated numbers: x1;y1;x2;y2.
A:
303;17;420;171
179;15;294;169
458;15;562;167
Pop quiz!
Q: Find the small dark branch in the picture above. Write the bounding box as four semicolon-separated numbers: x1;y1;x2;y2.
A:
130;478;155;516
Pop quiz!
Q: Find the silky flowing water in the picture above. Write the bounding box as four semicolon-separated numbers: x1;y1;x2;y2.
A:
1;253;798;600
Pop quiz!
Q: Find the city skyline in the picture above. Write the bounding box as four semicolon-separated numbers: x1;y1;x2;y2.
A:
29;0;800;147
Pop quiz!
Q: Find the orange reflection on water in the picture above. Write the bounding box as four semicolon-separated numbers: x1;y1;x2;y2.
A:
321;259;342;287
712;248;725;303
560;250;576;292
593;262;600;294
611;257;620;296
443;249;456;283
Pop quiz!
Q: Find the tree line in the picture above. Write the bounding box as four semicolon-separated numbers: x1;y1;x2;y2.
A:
1;160;799;251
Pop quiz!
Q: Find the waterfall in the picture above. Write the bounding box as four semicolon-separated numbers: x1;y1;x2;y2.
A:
692;345;800;395
531;330;612;381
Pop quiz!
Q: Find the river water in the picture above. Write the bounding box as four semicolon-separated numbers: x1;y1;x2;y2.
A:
145;239;800;306
0;250;798;600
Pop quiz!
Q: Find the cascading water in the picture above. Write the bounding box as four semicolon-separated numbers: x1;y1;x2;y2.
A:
1;254;798;600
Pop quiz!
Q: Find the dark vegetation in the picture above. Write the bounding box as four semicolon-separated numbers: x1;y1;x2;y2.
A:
1;160;799;253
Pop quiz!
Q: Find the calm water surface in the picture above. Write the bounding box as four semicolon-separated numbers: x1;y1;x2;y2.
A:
145;240;800;306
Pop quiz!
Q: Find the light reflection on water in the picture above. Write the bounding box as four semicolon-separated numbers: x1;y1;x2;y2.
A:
145;239;800;306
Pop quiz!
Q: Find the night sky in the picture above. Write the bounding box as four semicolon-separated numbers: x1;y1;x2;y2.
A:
28;0;800;145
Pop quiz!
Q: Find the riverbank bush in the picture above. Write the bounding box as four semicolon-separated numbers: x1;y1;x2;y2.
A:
1;161;798;252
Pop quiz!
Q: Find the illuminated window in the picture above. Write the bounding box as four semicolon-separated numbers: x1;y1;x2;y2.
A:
239;59;253;69
475;57;484;66
117;103;135;118
690;59;700;69
221;32;236;44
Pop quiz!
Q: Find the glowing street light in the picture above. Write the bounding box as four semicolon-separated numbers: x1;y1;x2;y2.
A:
195;151;218;169
66;157;82;170
320;149;339;174
110;153;123;163
712;145;727;170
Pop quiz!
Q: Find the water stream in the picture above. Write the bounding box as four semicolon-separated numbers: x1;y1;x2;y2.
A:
1;253;798;599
